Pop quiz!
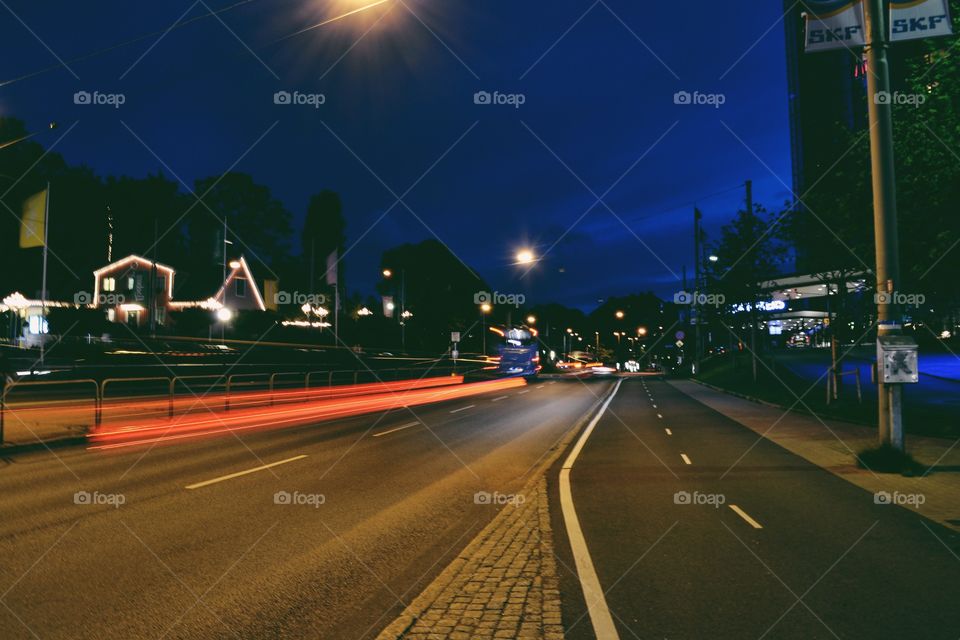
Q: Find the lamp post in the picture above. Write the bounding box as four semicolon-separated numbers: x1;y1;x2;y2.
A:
480;303;492;354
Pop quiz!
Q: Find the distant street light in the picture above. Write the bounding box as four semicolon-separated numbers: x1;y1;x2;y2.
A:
515;249;535;265
216;307;233;322
480;303;492;313
615;310;625;319
637;326;648;336
708;255;719;263
382;269;392;278
526;315;536;324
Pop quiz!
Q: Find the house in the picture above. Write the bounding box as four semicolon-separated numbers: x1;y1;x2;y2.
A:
92;254;266;327
93;254;175;326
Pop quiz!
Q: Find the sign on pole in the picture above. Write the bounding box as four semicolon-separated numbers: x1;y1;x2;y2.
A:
804;0;866;52
890;0;953;41
803;0;952;52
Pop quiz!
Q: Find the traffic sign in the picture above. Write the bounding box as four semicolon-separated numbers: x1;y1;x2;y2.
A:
675;331;685;340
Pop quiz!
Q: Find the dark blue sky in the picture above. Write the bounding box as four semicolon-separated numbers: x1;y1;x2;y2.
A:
0;0;794;309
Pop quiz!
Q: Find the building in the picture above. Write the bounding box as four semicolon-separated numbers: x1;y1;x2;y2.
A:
92;254;266;327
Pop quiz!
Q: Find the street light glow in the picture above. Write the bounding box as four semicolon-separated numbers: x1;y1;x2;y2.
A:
615;310;625;319
515;249;535;265
526;315;536;324
480;303;492;313
708;255;719;263
216;307;233;322
382;269;392;278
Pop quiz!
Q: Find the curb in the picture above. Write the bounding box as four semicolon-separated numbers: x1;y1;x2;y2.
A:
376;382;614;640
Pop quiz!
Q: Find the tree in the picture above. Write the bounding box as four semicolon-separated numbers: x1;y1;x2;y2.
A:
185;173;293;298
377;239;489;352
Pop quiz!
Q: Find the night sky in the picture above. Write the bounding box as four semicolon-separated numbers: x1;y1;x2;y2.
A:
0;0;793;309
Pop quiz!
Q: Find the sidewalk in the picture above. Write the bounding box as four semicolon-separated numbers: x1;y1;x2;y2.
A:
376;478;564;640
670;379;960;530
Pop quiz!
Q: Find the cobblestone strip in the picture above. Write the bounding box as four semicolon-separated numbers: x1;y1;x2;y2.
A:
376;477;564;640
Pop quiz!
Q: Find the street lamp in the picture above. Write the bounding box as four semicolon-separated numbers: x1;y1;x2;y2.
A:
615;310;625;319
382;268;392;278
708;255;719;263
480;303;492;354
637;326;648;337
216;307;233;322
515;249;535;265
526;315;536;325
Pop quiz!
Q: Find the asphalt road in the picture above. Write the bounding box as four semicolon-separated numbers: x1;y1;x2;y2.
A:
0;377;611;639
552;377;960;639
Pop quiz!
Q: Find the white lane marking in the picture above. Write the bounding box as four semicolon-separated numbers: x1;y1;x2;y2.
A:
680;453;692;465
548;381;557;385
372;421;420;437
518;390;530;395
491;395;509;402
665;428;673;436
652;404;657;408
657;413;663;419
559;379;623;640
536;384;546;389
450;404;475;414
729;504;764;529
185;455;308;490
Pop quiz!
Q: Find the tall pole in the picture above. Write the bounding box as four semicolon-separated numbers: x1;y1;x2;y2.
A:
746;180;758;383
40;182;50;365
221;216;227;343
694;208;702;376
864;0;903;450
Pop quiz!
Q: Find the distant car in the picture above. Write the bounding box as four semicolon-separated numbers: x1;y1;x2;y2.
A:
586;363;618;377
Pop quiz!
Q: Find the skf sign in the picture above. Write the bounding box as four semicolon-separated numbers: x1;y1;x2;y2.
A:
804;0;953;52
805;0;866;52
890;1;953;42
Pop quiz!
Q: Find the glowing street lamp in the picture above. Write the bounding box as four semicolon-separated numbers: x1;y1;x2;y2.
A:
515;249;535;265
216;307;233;322
615;310;625;319
382;268;392;278
708;255;719;263
637;326;648;337
526;315;536;324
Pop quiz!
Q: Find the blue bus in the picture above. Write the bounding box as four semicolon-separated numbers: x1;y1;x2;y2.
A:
495;327;540;378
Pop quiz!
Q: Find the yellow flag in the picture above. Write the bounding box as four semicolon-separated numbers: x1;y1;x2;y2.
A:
19;189;47;248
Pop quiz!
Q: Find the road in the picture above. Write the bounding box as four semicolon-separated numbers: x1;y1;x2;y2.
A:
0;377;611;639
553;377;960;639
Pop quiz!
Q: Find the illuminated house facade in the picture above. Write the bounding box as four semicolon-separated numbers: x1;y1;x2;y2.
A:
92;254;266;327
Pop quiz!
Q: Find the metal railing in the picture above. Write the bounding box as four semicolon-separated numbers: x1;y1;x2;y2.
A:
1;363;477;443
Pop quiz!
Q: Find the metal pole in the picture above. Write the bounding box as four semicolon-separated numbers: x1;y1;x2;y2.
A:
746;180;758;383
694;208;702;376
40;181;50;365
864;0;903;450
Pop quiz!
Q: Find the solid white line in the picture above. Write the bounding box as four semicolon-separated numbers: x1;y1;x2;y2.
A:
372;421;420;437
729;504;763;529
450;404;475;414
559;379;622;640
665;428;673;435
185;455;308;490
491;395;509;402
681;453;692;465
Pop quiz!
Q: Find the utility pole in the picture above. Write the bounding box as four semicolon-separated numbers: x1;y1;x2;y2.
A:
693;208;702;376
864;0;903;450
746;179;758;383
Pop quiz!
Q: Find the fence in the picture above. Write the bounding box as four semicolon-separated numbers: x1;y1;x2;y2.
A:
1;363;476;444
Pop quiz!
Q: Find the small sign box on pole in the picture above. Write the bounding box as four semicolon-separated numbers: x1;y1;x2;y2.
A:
877;335;919;384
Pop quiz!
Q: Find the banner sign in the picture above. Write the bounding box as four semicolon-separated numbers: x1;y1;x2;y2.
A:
890;0;953;42
805;0;866;52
